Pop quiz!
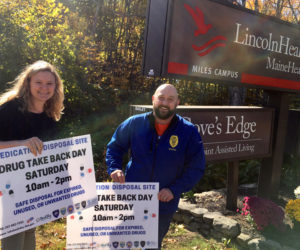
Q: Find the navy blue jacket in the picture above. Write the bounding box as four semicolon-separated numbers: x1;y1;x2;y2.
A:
106;112;206;214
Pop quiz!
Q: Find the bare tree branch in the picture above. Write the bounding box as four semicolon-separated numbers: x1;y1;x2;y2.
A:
287;0;300;24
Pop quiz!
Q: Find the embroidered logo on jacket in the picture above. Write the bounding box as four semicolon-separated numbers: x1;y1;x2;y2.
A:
169;135;179;149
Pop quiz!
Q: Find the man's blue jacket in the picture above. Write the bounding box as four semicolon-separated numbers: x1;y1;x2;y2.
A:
106;112;206;214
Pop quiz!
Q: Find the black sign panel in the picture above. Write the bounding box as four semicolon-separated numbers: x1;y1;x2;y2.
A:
130;105;274;162
143;0;300;92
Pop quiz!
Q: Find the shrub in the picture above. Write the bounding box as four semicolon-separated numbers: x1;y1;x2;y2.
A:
240;196;285;231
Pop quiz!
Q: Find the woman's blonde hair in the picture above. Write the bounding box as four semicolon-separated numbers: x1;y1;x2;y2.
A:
0;60;64;121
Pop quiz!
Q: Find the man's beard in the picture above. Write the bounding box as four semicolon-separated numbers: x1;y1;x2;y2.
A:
154;105;176;120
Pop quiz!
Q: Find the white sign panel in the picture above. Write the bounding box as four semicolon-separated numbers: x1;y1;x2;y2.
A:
66;182;159;249
0;135;97;239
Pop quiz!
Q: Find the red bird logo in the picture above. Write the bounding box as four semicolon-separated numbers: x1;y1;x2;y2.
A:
184;4;212;36
184;4;227;57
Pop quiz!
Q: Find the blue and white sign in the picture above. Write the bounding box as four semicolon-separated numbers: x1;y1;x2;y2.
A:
66;182;159;249
0;134;97;239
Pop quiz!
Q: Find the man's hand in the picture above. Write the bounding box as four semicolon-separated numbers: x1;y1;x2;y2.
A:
158;188;174;202
110;170;125;183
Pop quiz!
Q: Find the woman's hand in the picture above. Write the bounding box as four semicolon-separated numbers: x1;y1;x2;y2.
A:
22;137;43;156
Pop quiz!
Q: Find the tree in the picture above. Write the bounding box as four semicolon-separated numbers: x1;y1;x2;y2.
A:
244;0;299;23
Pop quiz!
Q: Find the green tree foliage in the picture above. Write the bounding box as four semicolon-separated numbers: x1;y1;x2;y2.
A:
0;1;28;88
58;0;152;110
0;0;80;115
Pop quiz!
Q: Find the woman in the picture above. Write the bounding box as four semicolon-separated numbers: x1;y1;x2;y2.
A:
0;60;64;250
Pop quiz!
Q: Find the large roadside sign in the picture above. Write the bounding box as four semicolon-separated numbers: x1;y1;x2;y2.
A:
130;105;274;162
143;0;300;92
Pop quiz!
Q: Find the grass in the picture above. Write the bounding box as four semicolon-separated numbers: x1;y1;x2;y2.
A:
162;223;238;250
36;219;66;250
0;220;238;249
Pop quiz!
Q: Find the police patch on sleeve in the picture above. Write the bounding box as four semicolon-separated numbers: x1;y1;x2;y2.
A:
169;135;178;148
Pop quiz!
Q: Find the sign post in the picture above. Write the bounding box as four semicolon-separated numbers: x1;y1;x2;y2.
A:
227;161;239;210
258;92;290;199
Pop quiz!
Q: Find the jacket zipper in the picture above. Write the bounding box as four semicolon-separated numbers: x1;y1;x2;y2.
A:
150;134;160;181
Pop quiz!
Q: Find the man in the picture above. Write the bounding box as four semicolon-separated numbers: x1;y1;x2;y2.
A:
106;84;205;249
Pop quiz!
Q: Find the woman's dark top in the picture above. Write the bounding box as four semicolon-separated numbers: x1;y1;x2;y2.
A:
0;98;57;141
